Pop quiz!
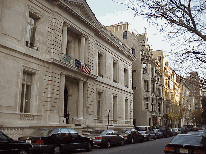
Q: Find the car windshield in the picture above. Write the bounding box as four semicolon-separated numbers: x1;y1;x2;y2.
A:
90;130;104;135
124;130;131;134
136;127;148;131
101;130;114;135
171;135;205;146
117;130;130;134
172;128;178;131
29;129;53;137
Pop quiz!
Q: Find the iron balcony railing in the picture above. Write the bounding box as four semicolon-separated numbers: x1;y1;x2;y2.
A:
58;53;91;75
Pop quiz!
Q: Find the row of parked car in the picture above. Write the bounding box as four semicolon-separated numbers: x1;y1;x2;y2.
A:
164;128;206;154
0;126;170;154
0;126;205;154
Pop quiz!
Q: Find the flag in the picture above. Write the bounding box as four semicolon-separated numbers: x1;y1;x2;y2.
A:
75;59;81;69
82;64;91;74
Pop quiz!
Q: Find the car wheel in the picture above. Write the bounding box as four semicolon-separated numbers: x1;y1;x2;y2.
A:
131;138;134;144
53;146;61;154
106;140;111;148
86;142;92;152
120;139;124;146
18;149;28;154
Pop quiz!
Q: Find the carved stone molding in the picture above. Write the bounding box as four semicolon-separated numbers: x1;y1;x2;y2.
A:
28;5;43;18
22;65;40;73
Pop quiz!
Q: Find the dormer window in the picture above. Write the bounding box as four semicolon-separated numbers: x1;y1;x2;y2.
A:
123;31;127;39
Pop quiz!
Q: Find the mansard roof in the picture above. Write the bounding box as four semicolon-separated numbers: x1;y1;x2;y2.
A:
46;0;136;61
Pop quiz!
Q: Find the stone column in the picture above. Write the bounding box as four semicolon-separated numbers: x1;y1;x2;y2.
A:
78;80;84;119
59;73;65;124
80;36;85;63
62;25;67;54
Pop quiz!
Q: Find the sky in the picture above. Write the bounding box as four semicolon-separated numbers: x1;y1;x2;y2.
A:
87;0;168;51
86;0;206;80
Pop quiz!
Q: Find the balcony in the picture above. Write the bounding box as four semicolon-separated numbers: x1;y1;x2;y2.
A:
50;53;92;75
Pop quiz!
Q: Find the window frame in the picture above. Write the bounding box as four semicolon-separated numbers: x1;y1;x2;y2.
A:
123;31;127;39
20;71;33;113
144;80;149;92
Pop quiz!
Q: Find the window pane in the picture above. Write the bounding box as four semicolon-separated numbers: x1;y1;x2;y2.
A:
68;128;78;134
0;134;9;142
97;100;100;119
60;128;69;133
24;84;31;113
20;84;25;113
26;73;32;84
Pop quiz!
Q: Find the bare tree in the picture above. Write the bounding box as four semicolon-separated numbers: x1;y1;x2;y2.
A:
112;0;206;41
112;0;206;80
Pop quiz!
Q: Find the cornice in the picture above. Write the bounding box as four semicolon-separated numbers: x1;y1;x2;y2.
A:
45;0;136;61
29;0;52;14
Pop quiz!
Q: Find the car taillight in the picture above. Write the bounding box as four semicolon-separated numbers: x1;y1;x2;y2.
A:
95;137;102;140
123;134;128;138
164;146;174;152
193;149;203;154
36;140;44;145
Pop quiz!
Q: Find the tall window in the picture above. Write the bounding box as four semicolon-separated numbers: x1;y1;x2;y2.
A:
144;80;149;92
123;31;127;39
125;99;129;120
158;88;161;97
168;81;170;88
132;48;135;55
20;72;33;113
143;63;147;74
26;13;38;49
98;53;103;77
158;103;161;113
151;98;154;111
152;83;155;93
124;68;128;88
113;61;118;83
97;92;102;120
113;95;117;121
144;98;148;109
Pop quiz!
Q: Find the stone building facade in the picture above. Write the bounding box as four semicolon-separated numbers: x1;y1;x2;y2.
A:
106;23;165;127
0;0;135;139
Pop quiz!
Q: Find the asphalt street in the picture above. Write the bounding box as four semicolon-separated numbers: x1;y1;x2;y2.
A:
72;137;173;154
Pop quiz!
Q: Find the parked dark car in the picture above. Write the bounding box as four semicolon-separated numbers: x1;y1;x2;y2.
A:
89;130;124;148
164;134;206;154
160;128;172;138
0;131;33;154
170;128;178;136
18;128;93;154
149;130;157;140
187;131;206;138
154;129;164;139
117;129;144;144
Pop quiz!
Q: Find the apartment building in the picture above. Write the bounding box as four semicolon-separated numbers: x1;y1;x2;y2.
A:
107;23;165;127
0;0;135;139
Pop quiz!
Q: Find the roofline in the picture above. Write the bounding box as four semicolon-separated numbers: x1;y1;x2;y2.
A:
46;0;136;61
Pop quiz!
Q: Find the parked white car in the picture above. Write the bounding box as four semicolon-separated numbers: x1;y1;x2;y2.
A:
135;126;151;141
